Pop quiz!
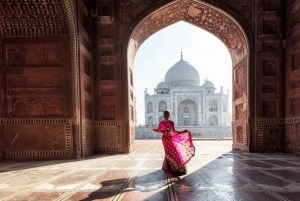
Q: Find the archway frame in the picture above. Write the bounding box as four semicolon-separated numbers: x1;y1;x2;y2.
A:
126;0;252;152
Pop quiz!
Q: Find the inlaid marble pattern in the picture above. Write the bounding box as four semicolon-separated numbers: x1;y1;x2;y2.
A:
1;140;300;201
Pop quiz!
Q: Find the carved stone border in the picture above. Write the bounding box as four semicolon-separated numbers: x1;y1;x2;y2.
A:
257;118;285;151
94;121;122;152
0;118;72;158
232;120;247;148
62;0;78;117
285;146;300;153
285;116;300;153
243;120;247;146
82;119;93;157
285;116;300;124
257;118;285;124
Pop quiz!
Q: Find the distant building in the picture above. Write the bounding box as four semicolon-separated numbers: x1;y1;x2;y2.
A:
136;53;232;139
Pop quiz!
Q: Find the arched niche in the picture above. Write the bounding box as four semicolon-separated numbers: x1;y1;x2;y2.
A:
148;116;153;126
147;102;153;113
158;101;167;112
178;99;198;126
209;115;218;126
126;0;250;152
209;100;218;112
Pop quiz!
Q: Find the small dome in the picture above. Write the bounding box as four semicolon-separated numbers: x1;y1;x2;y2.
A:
156;81;169;89
164;58;200;87
202;80;215;88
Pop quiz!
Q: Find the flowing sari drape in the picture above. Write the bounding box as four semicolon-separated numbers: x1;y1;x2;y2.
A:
153;120;195;172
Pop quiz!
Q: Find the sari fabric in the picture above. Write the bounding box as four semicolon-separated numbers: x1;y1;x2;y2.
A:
154;120;195;172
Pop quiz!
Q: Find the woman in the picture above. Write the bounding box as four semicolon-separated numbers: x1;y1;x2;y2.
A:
153;110;195;173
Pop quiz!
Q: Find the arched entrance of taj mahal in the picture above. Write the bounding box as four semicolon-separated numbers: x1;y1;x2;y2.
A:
127;0;251;152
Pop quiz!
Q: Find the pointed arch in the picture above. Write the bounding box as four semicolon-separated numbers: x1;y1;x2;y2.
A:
126;0;251;152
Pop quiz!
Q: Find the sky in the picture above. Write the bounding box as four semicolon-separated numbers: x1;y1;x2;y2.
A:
133;21;232;125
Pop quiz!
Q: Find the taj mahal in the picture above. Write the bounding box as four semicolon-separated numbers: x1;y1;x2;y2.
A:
135;53;232;139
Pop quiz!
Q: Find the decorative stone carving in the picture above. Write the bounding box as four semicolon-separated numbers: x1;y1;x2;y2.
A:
285;123;300;147
235;90;243;99
236;126;243;144
123;0;170;24
1;118;72;158
82;121;93;157
6;45;63;67
9;98;29;116
263;125;284;146
236;67;244;84
129;0;247;65
44;46;62;66
46;98;63;116
236;103;244;119
30;98;46;116
96;126;116;146
5;48;26;66
6;125;64;150
0;0;69;36
27;48;44;66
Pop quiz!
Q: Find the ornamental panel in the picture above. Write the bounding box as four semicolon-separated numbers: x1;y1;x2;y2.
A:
0;0;69;37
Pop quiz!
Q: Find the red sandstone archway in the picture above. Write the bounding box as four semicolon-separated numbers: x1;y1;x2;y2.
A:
126;0;250;152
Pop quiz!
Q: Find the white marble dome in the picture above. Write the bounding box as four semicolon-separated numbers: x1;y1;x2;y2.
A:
156;81;169;89
202;80;215;88
164;57;200;87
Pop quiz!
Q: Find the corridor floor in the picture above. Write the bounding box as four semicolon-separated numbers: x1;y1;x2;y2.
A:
1;140;300;201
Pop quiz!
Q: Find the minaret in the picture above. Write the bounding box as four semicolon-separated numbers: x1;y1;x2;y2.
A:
181;50;183;60
134;97;137;127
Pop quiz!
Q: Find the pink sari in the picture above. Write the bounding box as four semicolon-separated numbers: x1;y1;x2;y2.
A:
154;120;195;172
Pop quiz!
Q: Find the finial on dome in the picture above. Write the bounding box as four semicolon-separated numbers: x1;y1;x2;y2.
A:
181;50;183;60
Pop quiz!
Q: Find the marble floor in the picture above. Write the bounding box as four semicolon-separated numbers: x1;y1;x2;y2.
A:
1;140;300;201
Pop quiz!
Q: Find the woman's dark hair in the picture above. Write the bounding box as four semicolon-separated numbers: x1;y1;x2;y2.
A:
163;110;170;119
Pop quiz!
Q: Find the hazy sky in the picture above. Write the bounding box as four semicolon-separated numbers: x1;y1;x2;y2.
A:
133;21;232;125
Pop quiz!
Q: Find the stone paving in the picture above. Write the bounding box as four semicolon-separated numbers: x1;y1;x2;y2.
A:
1;140;300;201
